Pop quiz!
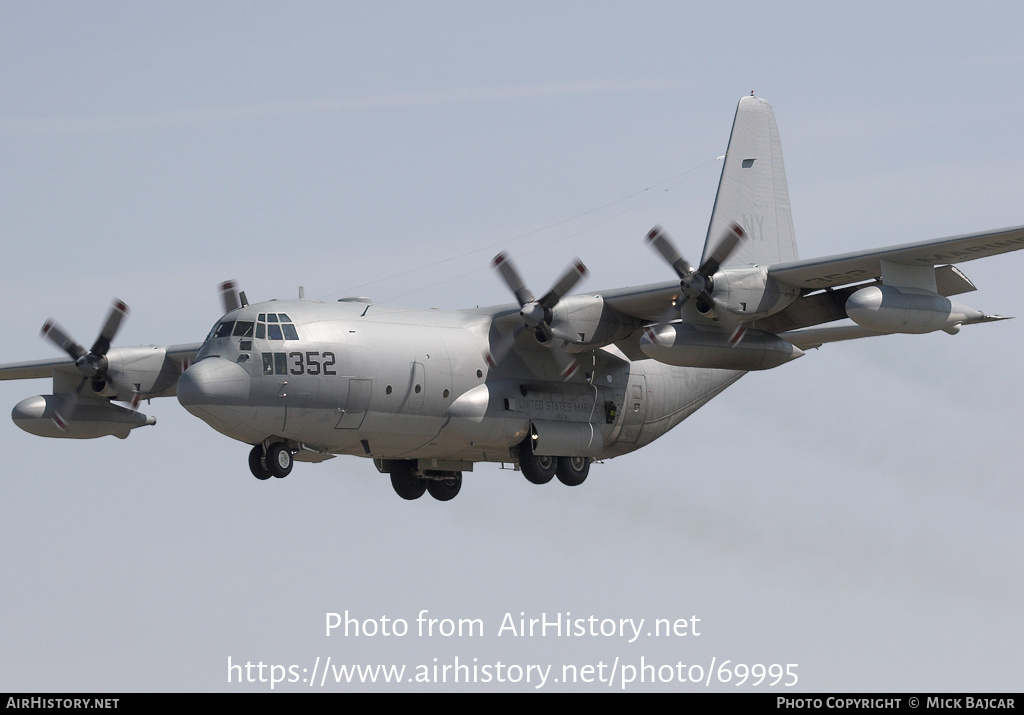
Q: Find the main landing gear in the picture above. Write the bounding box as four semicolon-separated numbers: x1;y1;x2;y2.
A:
248;442;294;480
390;460;463;502
518;438;590;487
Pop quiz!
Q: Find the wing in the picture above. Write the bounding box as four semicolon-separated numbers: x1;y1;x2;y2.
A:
0;356;76;381
0;342;201;439
0;342;202;404
592;225;1024;355
767;225;1024;291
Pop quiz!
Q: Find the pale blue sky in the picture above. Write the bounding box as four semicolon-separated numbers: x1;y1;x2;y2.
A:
1;1;1022;691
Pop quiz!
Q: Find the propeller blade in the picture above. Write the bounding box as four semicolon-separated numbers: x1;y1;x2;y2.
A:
550;345;580;381
698;222;745;277
728;324;748;347
491;253;535;307
538;259;587;310
41;320;87;361
643;301;685;345
645;226;692;279
89;299;129;356
483;324;525;368
533;320;554;344
220;280;241;314
51;377;87;432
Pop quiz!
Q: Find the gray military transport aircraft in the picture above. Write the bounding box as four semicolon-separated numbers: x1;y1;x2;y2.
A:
3;95;1023;501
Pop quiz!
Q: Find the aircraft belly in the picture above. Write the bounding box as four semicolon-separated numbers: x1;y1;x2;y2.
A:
602;363;746;458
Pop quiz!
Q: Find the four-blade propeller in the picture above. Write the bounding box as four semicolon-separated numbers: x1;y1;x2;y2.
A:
40;299;132;428
486;252;588;380
644;222;745;344
41;299;129;382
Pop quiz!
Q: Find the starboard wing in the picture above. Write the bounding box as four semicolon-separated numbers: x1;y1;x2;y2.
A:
768;225;1024;291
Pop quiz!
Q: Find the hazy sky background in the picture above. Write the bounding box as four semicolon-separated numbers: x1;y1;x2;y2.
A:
1;2;1022;692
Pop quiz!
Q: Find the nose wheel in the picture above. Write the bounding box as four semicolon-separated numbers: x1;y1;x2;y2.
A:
248;442;293;480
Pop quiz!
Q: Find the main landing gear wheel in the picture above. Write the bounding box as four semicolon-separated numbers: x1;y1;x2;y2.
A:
248;444;271;480
426;473;462;501
556;456;590;486
266;442;293;478
390;461;427;500
518;438;556;485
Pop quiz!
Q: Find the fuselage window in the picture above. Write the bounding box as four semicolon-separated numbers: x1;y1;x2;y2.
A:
262;354;274;375
273;353;287;375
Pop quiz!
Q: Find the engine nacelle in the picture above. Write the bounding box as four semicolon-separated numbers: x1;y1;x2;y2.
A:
639;324;804;370
12;395;156;439
549;294;633;350
103;346;178;400
708;266;801;321
845;286;983;335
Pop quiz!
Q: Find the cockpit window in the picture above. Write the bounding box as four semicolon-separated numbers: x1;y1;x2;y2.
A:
213;321;235;338
232;321;254;338
252;316;299;340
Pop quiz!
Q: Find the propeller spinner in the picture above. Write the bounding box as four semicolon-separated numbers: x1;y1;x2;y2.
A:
486;252;588;380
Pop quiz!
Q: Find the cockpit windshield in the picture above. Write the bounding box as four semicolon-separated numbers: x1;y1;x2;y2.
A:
207;315;300;343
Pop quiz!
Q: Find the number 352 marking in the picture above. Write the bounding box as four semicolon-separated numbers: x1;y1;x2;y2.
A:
288;351;337;376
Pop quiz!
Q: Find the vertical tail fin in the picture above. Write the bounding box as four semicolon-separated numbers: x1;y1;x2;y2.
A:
702;95;798;268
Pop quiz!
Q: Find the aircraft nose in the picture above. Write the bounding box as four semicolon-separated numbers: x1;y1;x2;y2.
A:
177;358;251;430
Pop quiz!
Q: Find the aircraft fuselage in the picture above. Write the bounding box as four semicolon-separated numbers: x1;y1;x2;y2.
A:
177;298;744;470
